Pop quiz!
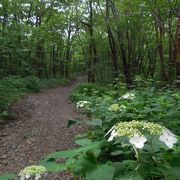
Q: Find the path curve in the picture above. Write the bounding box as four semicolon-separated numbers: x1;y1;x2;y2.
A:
0;76;87;178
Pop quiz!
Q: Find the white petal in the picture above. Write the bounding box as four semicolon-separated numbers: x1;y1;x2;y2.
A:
163;140;174;149
104;126;115;137
25;174;30;179
159;134;165;142
111;130;117;137
107;130;117;141
35;174;41;180
134;142;145;149
129;135;147;149
165;129;176;137
159;134;177;148
168;136;177;144
108;136;114;142
20;176;25;180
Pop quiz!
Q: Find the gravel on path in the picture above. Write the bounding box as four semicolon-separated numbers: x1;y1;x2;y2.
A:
0;76;87;179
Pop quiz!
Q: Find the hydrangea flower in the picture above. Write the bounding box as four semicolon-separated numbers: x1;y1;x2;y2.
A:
129;134;147;149
159;129;177;148
19;165;47;180
119;105;126;111
108;104;120;112
120;93;135;100
77;101;91;108
105;120;177;149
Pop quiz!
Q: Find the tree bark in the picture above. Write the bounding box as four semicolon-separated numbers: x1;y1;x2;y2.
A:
106;0;119;83
176;10;180;81
87;0;97;83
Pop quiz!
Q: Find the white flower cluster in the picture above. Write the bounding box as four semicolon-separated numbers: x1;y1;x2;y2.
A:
19;165;47;180
108;104;119;112
106;121;177;149
119;105;126;111
76;101;91;108
108;104;126;112
120;93;135;100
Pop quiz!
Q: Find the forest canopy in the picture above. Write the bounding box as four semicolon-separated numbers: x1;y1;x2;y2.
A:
0;0;180;84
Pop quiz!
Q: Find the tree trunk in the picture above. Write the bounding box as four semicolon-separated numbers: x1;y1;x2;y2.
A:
176;11;180;81
154;16;168;81
106;0;118;83
88;0;97;83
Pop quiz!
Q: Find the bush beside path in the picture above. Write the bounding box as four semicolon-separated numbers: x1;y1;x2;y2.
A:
0;76;87;178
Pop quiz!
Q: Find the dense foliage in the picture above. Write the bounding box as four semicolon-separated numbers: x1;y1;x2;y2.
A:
40;81;180;179
0;0;180;83
0;0;180;179
2;81;178;180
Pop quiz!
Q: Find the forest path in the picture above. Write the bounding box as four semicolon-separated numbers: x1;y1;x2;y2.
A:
0;76;87;176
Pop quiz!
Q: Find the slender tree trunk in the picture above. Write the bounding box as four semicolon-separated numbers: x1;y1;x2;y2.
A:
176;11;180;81
88;0;97;83
106;0;118;83
154;16;168;81
110;1;132;87
65;24;72;78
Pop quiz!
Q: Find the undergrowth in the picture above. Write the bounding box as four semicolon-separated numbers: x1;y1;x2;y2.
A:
1;79;180;180
0;76;70;123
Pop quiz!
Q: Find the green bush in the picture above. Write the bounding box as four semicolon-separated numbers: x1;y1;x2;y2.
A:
38;83;180;180
24;76;41;92
70;83;109;102
1;82;180;179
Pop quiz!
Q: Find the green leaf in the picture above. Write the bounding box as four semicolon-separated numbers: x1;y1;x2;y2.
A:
115;171;143;180
43;141;104;160
111;150;132;156
73;155;97;176
167;167;180;179
65;158;76;169
122;160;137;170
86;119;102;127
75;138;92;146
169;156;180;167
40;159;67;173
86;164;115;180
0;173;17;180
112;162;126;178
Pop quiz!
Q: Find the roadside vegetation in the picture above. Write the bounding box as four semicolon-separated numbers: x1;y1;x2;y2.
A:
0;0;180;179
0;76;70;123
1;79;180;180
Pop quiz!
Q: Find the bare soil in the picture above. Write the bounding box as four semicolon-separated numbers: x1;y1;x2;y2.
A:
0;76;87;179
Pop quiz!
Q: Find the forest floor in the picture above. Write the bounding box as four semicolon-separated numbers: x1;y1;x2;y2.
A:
0;76;87;179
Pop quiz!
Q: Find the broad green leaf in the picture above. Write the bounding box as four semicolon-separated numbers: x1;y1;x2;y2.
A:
112;162;126;178
65;158;76;169
86;119;102;127
73;155;97;176
0;173;17;180
115;171;143;180
111;150;132;156
75;138;92;146
121;160;138;171
43;141;104;160
40;159;67;173
167;167;180;179
86;164;115;180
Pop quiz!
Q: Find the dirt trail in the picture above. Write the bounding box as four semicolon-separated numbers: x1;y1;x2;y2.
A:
0;76;87;178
